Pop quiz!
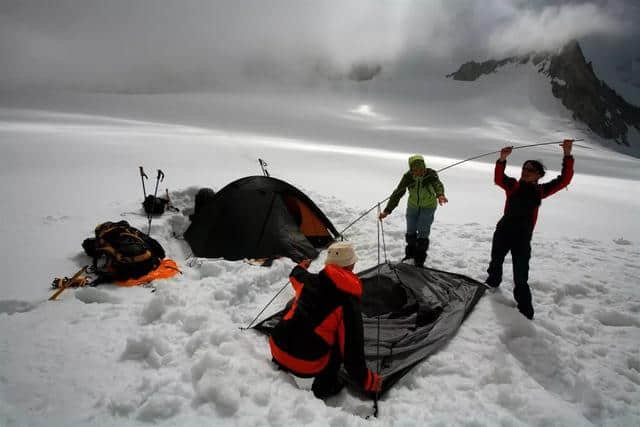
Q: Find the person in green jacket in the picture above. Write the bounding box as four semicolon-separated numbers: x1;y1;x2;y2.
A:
378;154;448;267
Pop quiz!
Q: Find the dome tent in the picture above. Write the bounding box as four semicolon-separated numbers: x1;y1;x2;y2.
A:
255;262;485;395
184;176;339;263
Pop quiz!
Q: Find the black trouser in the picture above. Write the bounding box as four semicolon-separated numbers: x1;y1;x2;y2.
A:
311;346;343;399
405;233;429;267
486;218;534;319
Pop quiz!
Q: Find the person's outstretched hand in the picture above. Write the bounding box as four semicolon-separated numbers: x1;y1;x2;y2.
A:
299;259;312;269
499;146;513;161
562;139;574;156
378;211;389;220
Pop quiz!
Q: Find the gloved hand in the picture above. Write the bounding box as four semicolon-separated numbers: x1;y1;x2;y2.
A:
562;139;574;156
298;259;312;269
364;370;383;393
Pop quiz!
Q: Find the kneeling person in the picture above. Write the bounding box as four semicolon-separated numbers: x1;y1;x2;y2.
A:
269;242;382;399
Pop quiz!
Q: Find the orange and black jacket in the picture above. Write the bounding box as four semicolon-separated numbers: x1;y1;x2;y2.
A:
495;155;574;230
269;264;381;393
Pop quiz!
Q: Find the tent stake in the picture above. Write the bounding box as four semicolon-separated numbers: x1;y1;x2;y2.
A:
258;158;270;177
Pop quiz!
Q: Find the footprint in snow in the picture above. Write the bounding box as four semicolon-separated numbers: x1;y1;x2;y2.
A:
613;238;632;246
594;310;640;328
0;299;37;315
43;215;71;224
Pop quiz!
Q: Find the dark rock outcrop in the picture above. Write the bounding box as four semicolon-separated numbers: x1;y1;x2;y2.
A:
447;40;640;146
446;58;518;81
545;41;640;145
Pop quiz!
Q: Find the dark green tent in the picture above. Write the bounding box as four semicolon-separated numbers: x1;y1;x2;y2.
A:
184;176;339;263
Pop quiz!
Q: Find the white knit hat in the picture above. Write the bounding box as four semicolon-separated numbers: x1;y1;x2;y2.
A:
325;242;358;267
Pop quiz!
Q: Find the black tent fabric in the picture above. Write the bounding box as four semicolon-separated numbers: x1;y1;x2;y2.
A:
184;176;339;263
254;262;485;396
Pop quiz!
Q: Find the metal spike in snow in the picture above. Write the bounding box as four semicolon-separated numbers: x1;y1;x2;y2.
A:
258;158;270;177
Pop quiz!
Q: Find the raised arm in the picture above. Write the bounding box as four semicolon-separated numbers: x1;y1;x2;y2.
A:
541;140;574;198
495;146;516;191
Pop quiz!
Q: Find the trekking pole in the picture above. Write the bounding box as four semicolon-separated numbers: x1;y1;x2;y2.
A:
139;166;148;200
240;280;290;330
147;169;165;235
258;158;270;177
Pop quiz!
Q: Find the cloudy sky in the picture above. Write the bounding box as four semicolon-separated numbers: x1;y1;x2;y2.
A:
0;0;638;91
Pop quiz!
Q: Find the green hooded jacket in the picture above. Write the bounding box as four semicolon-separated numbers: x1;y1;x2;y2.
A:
383;155;445;213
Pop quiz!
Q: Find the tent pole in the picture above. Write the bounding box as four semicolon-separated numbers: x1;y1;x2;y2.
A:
373;204;382;417
436;139;585;173
340;138;585;236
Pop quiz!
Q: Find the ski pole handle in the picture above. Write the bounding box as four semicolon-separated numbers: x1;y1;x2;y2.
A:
139;166;148;199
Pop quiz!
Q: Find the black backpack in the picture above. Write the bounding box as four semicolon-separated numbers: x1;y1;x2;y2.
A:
83;221;165;281
143;195;170;215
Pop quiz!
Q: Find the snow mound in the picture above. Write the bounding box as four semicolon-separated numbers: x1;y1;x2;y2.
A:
120;334;172;369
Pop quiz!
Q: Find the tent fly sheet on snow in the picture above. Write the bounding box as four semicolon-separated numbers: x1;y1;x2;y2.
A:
184;176;339;263
256;262;485;395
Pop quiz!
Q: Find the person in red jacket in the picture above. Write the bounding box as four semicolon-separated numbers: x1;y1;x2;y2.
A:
269;242;382;399
485;139;575;319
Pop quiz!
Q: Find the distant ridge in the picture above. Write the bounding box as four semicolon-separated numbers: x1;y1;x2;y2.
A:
447;40;640;147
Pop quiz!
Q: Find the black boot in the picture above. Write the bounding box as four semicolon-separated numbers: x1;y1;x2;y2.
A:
414;238;429;268
403;233;417;261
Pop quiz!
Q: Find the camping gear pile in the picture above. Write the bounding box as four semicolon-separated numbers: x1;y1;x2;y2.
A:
82;220;167;283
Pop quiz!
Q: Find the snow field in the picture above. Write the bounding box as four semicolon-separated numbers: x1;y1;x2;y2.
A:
5;186;639;426
1;77;639;426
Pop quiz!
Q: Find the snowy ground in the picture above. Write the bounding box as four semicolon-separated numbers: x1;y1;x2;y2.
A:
2;66;640;426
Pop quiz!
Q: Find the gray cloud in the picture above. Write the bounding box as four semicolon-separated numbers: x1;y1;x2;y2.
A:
0;0;637;92
487;3;624;55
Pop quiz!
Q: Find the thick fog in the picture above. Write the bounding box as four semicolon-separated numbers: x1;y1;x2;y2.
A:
0;0;638;92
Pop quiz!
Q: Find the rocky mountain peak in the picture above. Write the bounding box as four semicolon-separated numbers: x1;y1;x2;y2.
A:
447;40;640;148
